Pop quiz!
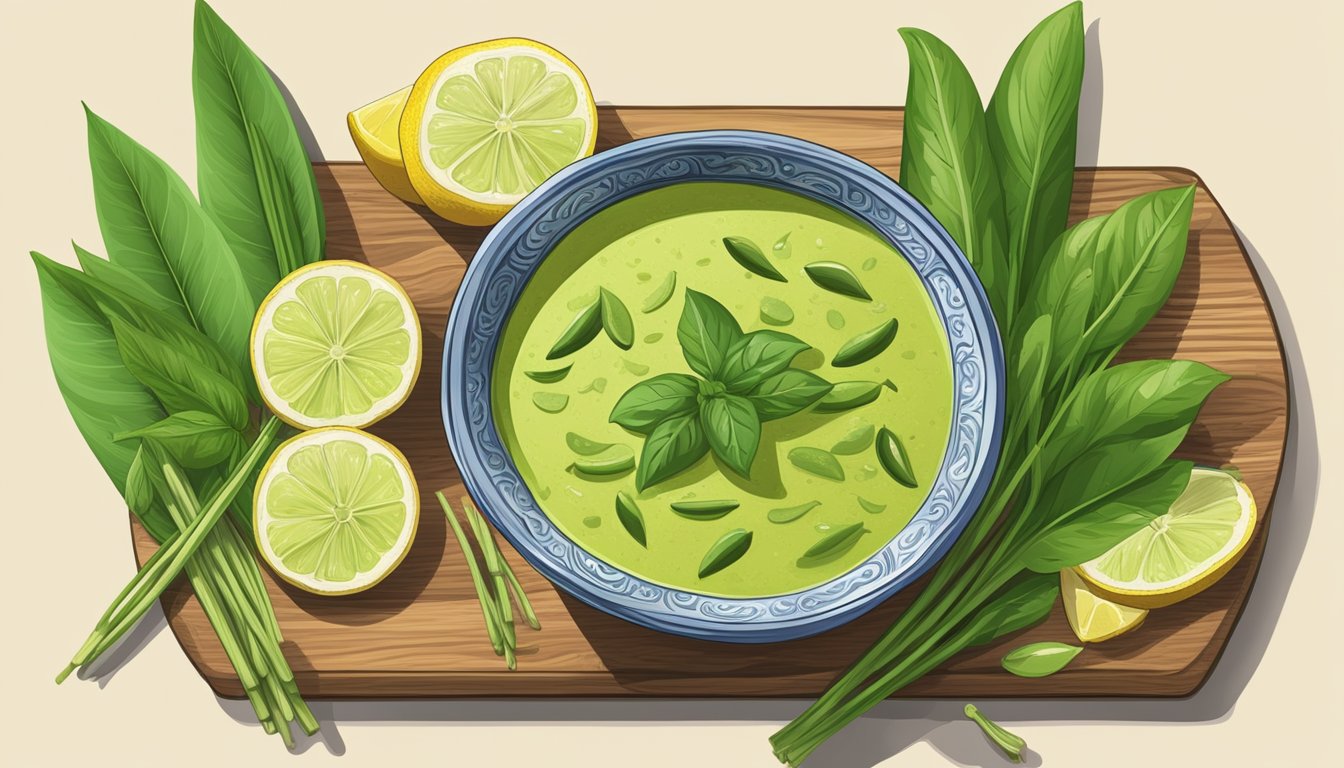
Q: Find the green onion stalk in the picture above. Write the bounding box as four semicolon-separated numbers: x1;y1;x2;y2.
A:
56;416;317;745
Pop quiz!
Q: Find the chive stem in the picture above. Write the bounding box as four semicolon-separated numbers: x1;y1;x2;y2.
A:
964;704;1027;763
437;492;507;656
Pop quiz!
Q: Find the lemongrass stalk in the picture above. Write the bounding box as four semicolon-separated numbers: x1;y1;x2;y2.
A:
58;417;281;679
463;498;516;648
436;492;506;655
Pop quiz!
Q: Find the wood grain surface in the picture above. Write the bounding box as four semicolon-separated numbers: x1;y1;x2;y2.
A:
131;106;1289;699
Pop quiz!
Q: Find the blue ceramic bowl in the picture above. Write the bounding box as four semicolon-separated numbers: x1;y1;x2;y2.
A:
441;130;1003;643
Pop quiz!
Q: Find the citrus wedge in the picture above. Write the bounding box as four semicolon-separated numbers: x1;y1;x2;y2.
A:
1060;568;1148;643
348;86;424;205
251;260;422;429
399;38;597;226
1075;467;1257;609
254;427;419;595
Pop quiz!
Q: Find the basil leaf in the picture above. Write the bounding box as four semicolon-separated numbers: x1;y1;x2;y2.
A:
115;410;245;470
701;394;761;478
108;315;251;431
718;330;811;393
677;289;743;379
67;245;257;403
898;27;1008;317
1036;360;1227;521
31;252;173;541
723;236;787;282
598;287;635;349
962;572;1060;647
635;411;710;491
84;107;254;369
193;0;324;296
1001;641;1083;678
749;369;833;420
609;373;699;433
986;1;1084;301
1019;460;1193;572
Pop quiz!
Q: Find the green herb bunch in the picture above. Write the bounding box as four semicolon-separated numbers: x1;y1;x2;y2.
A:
610;289;833;489
770;3;1228;763
36;1;324;746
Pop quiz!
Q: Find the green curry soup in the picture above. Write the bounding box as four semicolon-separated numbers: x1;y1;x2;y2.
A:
493;182;953;598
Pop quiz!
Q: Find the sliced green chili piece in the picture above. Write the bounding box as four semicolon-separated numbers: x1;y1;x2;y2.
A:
532;392;569;413
698;529;753;578
565;432;614;456
723;236;787;281
876;427;917;488
830;423;875;455
641;271;677;313
767;500;821;524
615;492;647;547
797;522;867;567
832;318;898;367
787;447;845;481
1001;642;1083;678
598;288;634;349
570;446;635;476
670;499;740;520
525;364;572;383
547;301;602;359
857;496;887;514
804;261;871;300
813;381;884;413
760;296;795;326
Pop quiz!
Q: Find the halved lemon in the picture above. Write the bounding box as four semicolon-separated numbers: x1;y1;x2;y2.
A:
399;38;597;226
1075;467;1257;609
254;427;419;595
1060;568;1148;643
348;86;424;205
251;260;422;429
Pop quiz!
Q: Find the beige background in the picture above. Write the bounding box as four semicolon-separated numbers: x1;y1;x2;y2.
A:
2;0;1338;765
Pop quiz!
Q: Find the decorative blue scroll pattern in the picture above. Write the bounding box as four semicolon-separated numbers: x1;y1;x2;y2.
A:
442;131;1004;643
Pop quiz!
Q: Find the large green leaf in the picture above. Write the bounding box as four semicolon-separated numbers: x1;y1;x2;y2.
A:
635;411;710;491
84;106;254;368
31;252;172;537
701;394;761;478
116;411;246;470
986;1;1084;310
1019;460;1193;572
60;245;256;403
678;289;743;379
109;316;251;431
897;27;1009;318
193;0;324;297
1036;359;1227;520
1027;185;1197;384
748;369;833;421
718;330;810;394
962;572;1060;647
609;373;699;433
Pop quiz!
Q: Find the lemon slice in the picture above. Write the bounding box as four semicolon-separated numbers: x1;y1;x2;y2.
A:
251;260;422;429
348;86;424;205
254;427;419;595
399;38;597;226
1060;568;1148;643
1075;467;1257;609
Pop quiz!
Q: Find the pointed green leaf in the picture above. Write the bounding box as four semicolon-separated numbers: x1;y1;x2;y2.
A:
609;373;699;433
986;1;1085;305
898;27;1008;317
718;330;810;393
115;410;246;470
635;412;710;491
108;315;250;431
748;369;833;420
84;106;253;368
193;0;324;295
677;289;743;379
701;394;761;478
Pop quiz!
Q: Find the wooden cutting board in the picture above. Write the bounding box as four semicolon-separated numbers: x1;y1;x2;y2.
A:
132;106;1288;699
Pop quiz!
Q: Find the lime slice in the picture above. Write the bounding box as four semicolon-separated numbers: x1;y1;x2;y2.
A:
400;38;597;225
347;86;424;205
1060;568;1147;643
1075;467;1257;608
254;427;419;595
251;260;422;429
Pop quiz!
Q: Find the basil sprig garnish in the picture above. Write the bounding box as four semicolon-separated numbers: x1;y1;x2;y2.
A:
611;289;833;490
